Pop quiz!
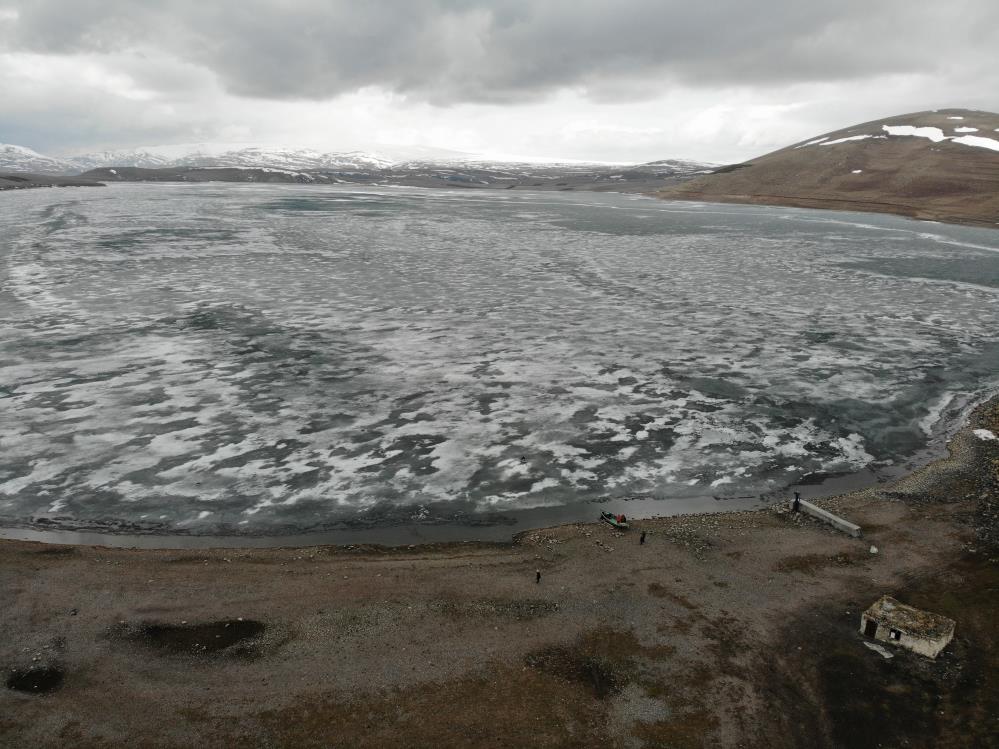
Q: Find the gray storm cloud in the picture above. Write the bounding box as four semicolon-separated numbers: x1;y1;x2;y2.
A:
2;0;996;104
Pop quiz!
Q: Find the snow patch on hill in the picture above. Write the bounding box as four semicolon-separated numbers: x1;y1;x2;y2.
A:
801;121;999;155
881;124;999;152
951;135;999;152
882;125;948;142
821;134;883;146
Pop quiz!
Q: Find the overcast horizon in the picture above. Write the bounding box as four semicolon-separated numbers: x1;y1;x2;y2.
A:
2;0;998;164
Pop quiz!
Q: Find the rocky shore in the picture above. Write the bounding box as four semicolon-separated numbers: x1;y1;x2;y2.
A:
1;398;997;748
0;173;104;191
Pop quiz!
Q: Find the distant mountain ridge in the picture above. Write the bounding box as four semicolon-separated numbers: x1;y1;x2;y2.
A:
68;146;399;172
1;141;715;193
0;143;425;174
658;108;999;227
0;141;692;175
73;158;713;193
0;144;79;174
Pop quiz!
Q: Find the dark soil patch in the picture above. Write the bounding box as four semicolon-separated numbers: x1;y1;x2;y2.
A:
702;614;750;668
647;582;697;610
523;628;653;700
775;550;866;575
249;665;611;748
524;646;622;699
429;598;557;620
30;546;79;556
6;666;64;694
115;619;266;657
817;647;946;748
632;709;720;749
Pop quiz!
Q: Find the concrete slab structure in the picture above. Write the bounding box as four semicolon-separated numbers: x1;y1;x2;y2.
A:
789;498;862;538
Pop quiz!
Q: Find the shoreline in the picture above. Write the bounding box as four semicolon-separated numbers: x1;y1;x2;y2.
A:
0;175;105;191
1;385;990;551
6;177;998;233
2;397;995;747
654;191;999;231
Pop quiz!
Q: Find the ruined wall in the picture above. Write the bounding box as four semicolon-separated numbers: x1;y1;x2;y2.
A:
859;614;953;659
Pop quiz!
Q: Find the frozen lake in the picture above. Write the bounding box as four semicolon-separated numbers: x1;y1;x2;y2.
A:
2;183;999;535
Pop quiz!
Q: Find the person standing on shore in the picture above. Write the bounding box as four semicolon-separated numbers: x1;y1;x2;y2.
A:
536;569;541;584
640;531;647;545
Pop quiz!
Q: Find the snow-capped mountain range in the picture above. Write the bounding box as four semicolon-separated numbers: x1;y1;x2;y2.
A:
0;141;713;176
0;144;81;175
0;143;414;174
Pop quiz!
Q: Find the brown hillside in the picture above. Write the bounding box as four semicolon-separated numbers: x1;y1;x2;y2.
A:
657;108;999;227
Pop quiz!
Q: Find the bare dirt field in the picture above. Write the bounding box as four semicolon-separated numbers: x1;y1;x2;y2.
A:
2;400;998;748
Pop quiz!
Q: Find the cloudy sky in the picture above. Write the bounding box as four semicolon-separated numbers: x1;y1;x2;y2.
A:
1;0;997;163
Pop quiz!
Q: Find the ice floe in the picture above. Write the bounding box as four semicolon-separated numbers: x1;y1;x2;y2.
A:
2;185;999;530
953;127;979;133
919;393;955;437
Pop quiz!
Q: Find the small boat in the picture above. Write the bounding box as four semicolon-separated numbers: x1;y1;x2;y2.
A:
600;511;629;529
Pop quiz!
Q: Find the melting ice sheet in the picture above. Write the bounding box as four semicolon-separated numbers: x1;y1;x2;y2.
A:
2;184;999;532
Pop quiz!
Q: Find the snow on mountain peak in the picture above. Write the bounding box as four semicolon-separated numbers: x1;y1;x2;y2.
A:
2;140;717;179
63;144;409;172
0;143;78;174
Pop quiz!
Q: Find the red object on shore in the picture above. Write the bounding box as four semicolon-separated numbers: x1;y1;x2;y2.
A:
600;511;629;529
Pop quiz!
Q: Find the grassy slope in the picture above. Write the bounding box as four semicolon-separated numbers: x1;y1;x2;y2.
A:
658;109;999;228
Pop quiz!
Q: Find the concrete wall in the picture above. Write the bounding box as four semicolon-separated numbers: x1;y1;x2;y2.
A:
859;614;953;659
792;498;862;538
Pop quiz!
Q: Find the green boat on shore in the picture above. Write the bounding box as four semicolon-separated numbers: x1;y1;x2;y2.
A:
600;511;629;529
